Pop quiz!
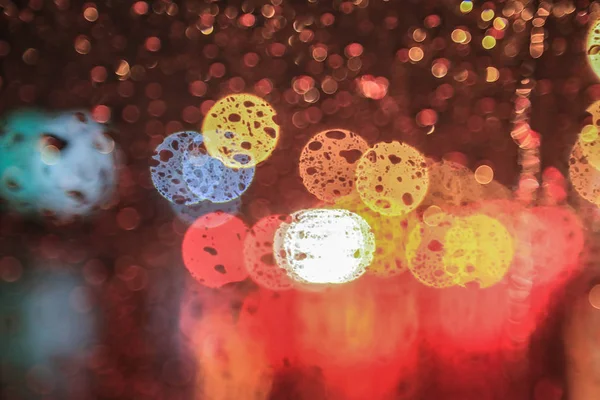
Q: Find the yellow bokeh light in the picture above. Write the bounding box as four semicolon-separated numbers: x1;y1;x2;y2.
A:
451;29;468;44
355;141;429;216
328;192;418;277
299;129;369;203
423;205;443;226
482;35;497;49
474;165;494;184
581;125;599;143
202;93;280;169
460;1;473;13
493;17;508;30
408;46;424;62
432;61;448;78
486;66;500;82
587;18;600;80
481;9;495;22
578;123;600;171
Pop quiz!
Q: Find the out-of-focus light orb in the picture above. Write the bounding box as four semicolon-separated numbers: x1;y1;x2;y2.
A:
405;212;457;288
170;198;241;227
577;123;600;171
0;109;117;221
482;35;496;50
182;213;248;287
474;164;494;184
299;129;369;203
329;192;417;277
460;0;473;13
244;214;295;291
355;141;429;216
569;139;600;206
202;93;280;169
443;214;514;288
150;131;201;205
586;18;600;80
183;134;255;203
589;285;600;310
274;209;375;285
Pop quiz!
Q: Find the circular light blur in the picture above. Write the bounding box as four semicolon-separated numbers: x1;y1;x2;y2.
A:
405;212;457;288
182;213;248;287
274;209;375;285
244;215;295;291
355;141;429;216
587;18;600;80
299;129;369;203
183;134;255;203
150;131;202;205
202;93;280;169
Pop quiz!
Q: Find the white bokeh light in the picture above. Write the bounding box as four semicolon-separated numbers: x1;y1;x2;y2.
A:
274;208;375;285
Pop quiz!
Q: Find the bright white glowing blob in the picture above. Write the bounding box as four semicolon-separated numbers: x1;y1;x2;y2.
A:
274;209;375;285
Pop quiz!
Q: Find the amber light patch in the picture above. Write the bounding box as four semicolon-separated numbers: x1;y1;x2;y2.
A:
299;129;369;203
182;213;248;288
243;214;294;291
355;141;428;216
202;93;280;169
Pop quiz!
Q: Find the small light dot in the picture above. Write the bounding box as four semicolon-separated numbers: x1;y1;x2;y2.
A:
474;165;494;184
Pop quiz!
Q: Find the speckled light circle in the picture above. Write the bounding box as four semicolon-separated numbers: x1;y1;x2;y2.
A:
150;131;202;205
587;18;600;81
274;208;375;285
244;214;295;291
202;94;280;169
0;109;117;220
183;134;255;203
355;141;429;216
299;129;369;203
